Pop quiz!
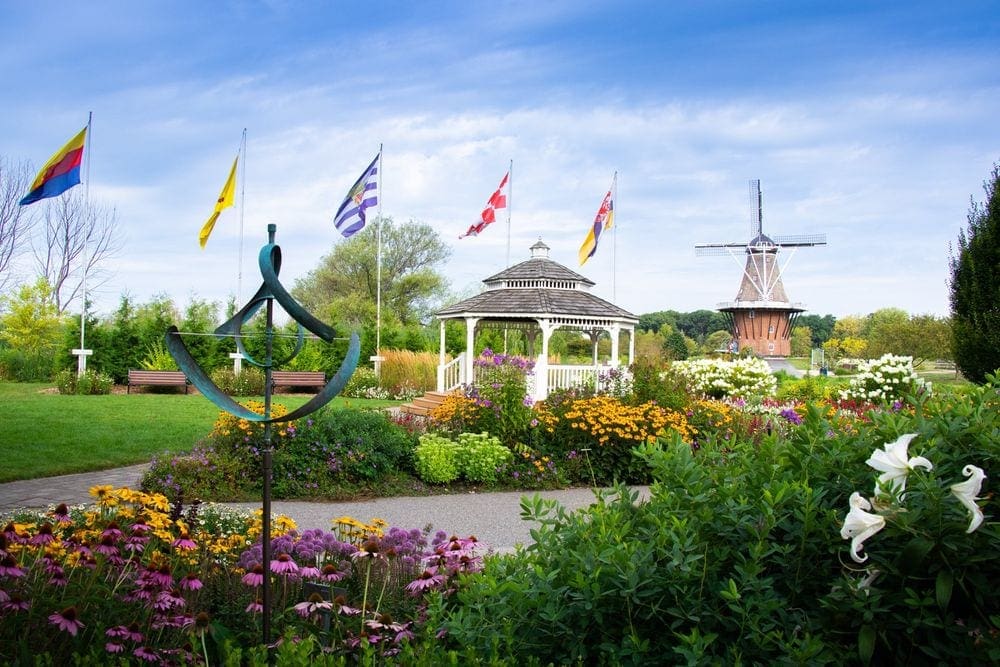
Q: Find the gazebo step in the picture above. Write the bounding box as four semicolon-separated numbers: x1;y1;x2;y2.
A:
397;391;454;417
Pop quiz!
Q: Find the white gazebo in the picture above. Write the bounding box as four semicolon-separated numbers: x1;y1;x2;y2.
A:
434;239;639;401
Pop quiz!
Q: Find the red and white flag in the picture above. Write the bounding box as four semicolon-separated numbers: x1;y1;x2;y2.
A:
459;172;509;239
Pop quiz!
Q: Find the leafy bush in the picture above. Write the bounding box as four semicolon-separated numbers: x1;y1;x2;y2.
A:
138;339;179;371
209;366;266;395
839;353;929;404
531;393;692;484
463;348;536;444
271;408;417;496
438;376;1000;665
414;433;461;483
343;366;381;399
414;432;514;485
671;356;778;399
0;347;56;381
54;368;114;394
454;432;513;484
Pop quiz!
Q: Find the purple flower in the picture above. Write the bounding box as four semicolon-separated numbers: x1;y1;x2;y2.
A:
49;606;85;636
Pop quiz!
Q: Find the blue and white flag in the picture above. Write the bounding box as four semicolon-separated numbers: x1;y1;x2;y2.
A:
334;152;379;237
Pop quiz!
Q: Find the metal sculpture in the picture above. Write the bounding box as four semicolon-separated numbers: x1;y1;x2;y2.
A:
166;223;359;646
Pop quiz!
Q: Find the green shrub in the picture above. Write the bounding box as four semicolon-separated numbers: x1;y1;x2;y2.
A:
440;378;1000;665
139;339;179;371
54;368;114;395
454;432;513;484
342;366;387;399
415;432;461;483
0;348;56;381
209;366;266;395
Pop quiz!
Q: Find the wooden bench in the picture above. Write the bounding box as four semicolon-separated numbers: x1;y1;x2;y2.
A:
127;370;189;394
271;370;326;391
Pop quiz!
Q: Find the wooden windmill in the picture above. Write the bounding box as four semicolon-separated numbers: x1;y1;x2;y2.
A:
695;180;826;357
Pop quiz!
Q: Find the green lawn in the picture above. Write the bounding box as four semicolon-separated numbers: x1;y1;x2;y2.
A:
0;383;400;482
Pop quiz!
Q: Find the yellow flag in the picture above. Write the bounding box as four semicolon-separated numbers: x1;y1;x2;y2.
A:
198;156;238;248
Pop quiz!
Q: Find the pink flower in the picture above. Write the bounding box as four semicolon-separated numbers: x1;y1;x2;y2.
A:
405;568;446;595
50;503;72;524
0;555;25;578
320;563;348;582
49;606;85;636
179;573;203;591
242;564;265;587
133;646;159;662
2;593;30;612
29;523;56;546
245;598;264;613
171;532;197;551
270;553;299;576
106;642;125;654
299;565;321;579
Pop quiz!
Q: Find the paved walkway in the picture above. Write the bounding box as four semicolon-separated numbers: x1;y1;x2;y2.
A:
0;466;647;552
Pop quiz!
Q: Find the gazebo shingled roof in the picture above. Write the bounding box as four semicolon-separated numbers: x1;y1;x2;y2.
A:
435;239;637;323
432;239;638;400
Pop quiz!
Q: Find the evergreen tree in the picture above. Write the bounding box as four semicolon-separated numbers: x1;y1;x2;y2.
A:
949;162;1000;383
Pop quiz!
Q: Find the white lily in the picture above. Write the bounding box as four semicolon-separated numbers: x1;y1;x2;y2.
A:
950;465;987;533
840;492;886;563
865;433;933;497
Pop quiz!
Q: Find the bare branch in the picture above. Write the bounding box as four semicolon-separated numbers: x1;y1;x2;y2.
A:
0;157;38;292
31;190;122;313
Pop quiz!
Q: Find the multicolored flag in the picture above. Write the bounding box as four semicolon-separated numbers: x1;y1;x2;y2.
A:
198;156;239;249
460;171;509;239
578;178;616;266
19;127;88;206
334;153;380;238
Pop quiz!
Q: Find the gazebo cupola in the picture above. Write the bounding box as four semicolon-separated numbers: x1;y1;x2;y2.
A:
434;238;639;401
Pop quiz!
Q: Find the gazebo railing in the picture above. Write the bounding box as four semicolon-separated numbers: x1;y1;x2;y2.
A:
547;364;600;394
437;353;464;392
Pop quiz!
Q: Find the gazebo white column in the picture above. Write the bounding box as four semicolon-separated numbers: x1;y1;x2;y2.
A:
610;325;621;367
534;319;555;401
437;320;447;390
627;326;635;366
463;316;479;385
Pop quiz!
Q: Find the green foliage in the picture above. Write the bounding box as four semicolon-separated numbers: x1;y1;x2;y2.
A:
0;278;65;379
54;369;114;395
462;348;535;445
439;378;1000;665
342;366;385;399
138;338;179;371
414;432;462;483
949;162;1000;383
209;367;265;395
454;432;513;483
271;408;417;496
415;432;514;485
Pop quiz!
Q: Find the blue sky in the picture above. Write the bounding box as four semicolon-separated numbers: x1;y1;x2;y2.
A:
2;1;998;321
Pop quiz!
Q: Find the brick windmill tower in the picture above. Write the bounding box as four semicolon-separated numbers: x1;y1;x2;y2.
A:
696;180;826;357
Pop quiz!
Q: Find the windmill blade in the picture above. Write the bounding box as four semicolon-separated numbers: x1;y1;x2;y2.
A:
695;243;745;256
748;179;762;238
772;233;827;247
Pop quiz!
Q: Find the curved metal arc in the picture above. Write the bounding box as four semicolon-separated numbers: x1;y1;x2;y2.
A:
269;332;361;423
166;327;361;425
259;244;336;343
165;326;269;422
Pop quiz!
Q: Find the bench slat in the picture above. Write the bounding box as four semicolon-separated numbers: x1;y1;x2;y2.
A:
127;370;189;394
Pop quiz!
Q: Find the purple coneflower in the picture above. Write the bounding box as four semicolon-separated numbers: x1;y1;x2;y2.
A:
270;553;299;575
101;522;124;540
333;594;361;616
2;592;30;612
133;646;159;662
245;597;263;613
50;503;71;523
95;534;120;557
0;554;25;578
293;593;333;618
179;573;203;591
242;564;265;587
49;606;85;636
319;562;347;582
171;532;197;551
152;589;186;611
299;564;321;579
29;522;56;546
153;564;174;588
405;568;446;594
106;642;125;654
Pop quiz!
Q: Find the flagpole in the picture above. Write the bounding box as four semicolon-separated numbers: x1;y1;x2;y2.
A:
506;159;512;268
375;145;384;373
237;129;247;304
77;112;94;377
612;171;618;303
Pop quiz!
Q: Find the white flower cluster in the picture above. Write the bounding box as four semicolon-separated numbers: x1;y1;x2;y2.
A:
839;353;930;404
840;434;987;564
672;357;777;400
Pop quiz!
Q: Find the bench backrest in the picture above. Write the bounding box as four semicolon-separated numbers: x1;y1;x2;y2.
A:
128;370;187;383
